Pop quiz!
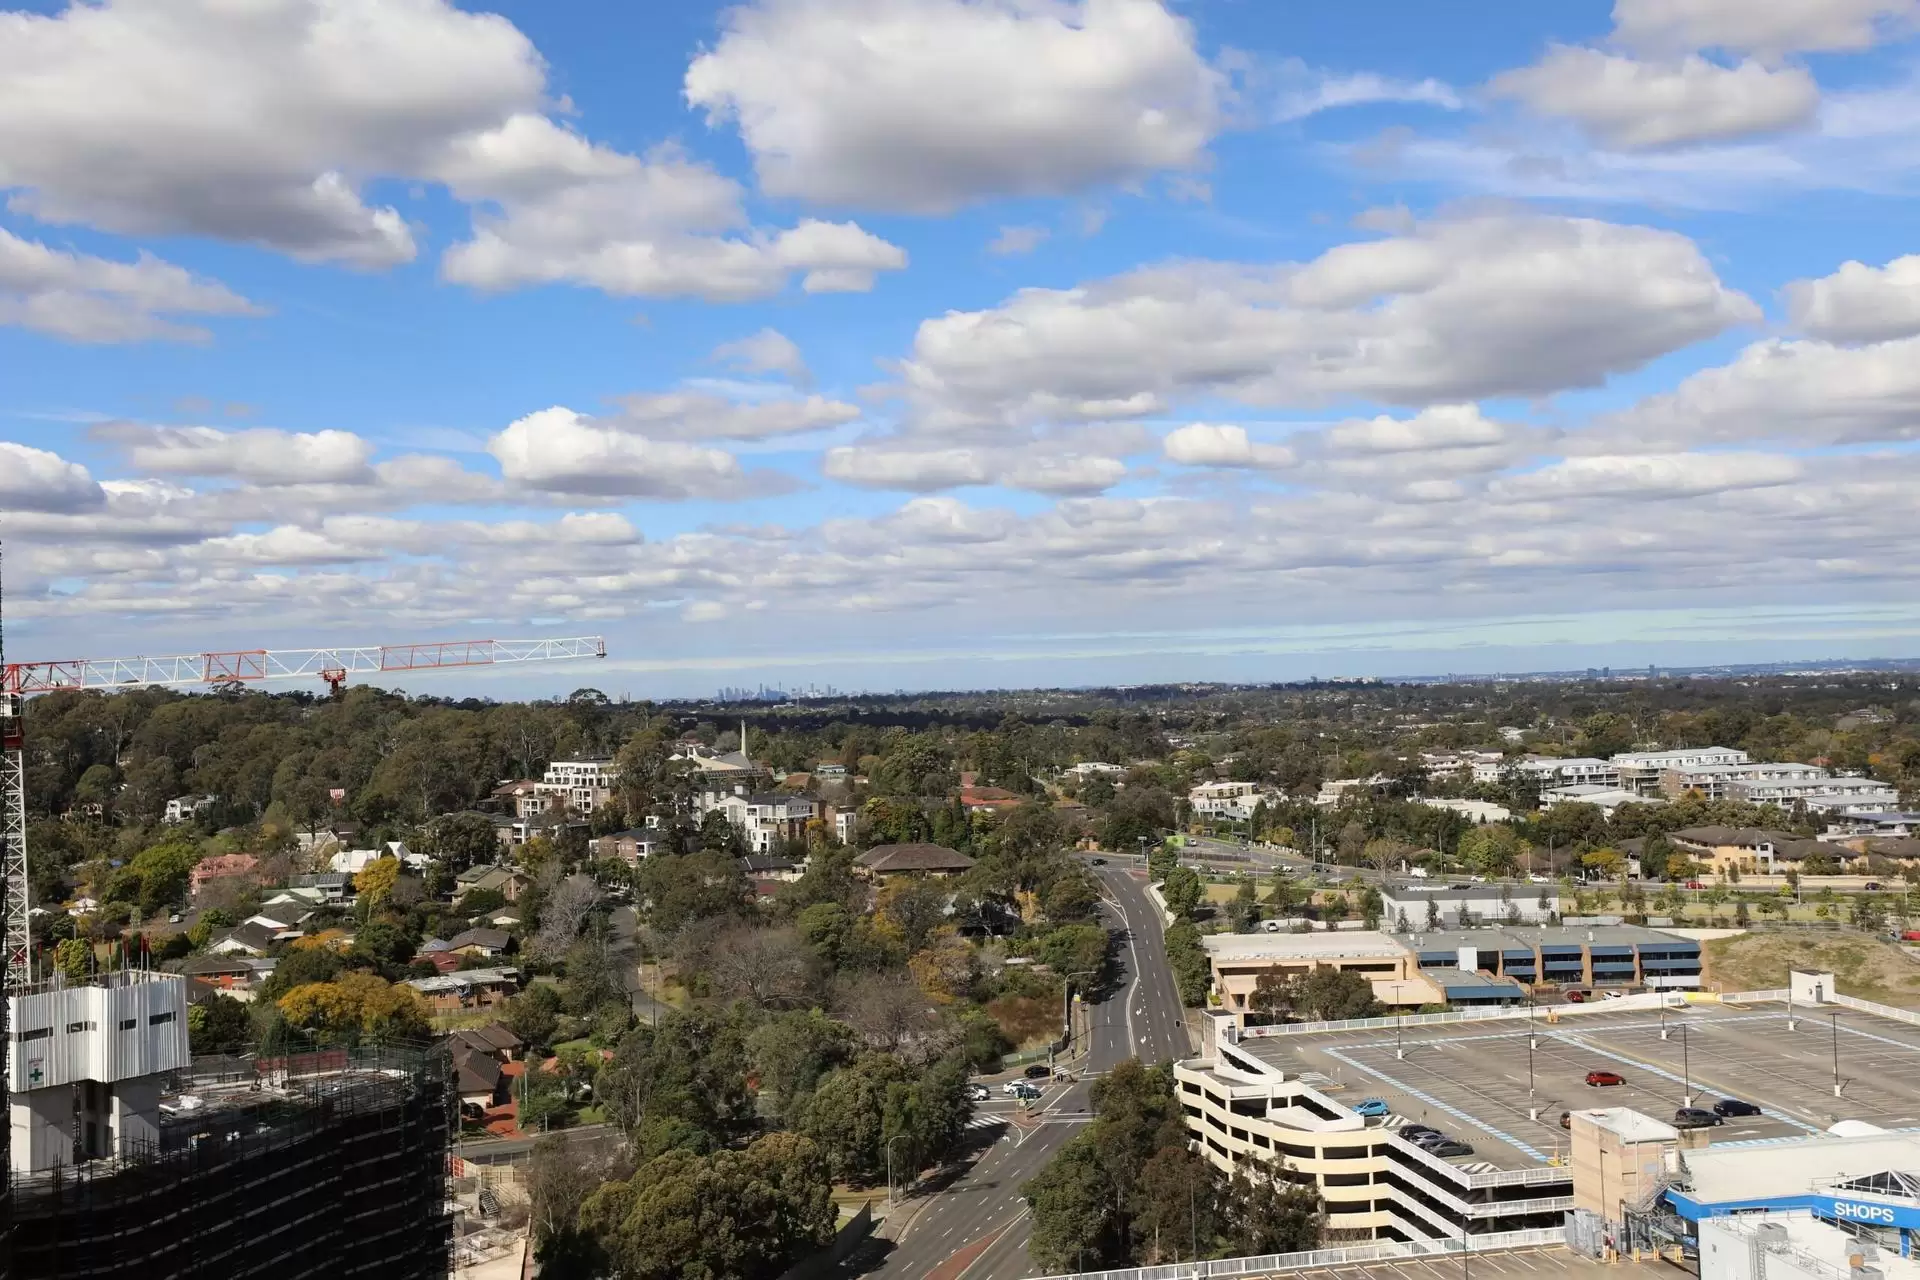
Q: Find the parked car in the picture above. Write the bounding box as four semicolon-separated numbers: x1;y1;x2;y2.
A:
1712;1098;1762;1117
1586;1070;1626;1087
1353;1098;1390;1118
1674;1108;1723;1129
1685;880;1706;889
1399;1124;1440;1140
966;1084;992;1102
1091;858;1107;866
1863;881;1883;891
1025;1064;1053;1079
1565;991;1588;1004
1428;1140;1475;1157
1602;990;1625;1000
1903;930;1920;942
1559;1111;1572;1130
1408;1131;1453;1149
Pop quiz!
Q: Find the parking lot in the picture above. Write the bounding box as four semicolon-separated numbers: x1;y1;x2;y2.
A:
1242;1003;1920;1170
1245;1246;1678;1280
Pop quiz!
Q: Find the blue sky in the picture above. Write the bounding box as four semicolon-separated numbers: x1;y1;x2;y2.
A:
3;0;1920;698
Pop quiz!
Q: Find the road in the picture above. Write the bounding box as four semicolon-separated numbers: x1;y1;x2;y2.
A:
858;861;1188;1280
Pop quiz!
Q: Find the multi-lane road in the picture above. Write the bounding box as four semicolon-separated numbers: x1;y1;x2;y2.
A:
860;860;1188;1279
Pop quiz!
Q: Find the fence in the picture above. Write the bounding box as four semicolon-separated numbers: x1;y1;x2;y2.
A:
1021;1226;1569;1280
1715;989;1789;1004
1832;993;1920;1027
1238;991;1690;1041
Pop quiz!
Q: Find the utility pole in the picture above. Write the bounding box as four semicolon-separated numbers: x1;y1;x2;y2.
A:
1832;1010;1844;1098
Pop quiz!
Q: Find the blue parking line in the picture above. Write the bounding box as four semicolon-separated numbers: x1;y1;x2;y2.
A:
1322;1048;1550;1162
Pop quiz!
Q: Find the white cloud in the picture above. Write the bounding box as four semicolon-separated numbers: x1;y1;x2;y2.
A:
712;328;809;381
1273;62;1462;122
988;225;1051;256
0;0;544;266
610;391;861;441
1784;255;1920;343
0;3;903;301
90;423;375;485
1610;0;1919;59
1489;48;1817;150
900;211;1757;427
1588;335;1920;448
0;441;104;512
1162;423;1295;469
488;406;757;499
0;226;261;343
824;435;1133;495
684;0;1224;212
1493;452;1802;501
437;120;907;300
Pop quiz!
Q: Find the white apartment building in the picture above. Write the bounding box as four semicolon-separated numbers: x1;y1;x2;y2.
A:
537;758;618;815
1066;761;1126;780
1315;776;1387;805
1417;797;1512;823
708;791;817;853
163;794;215;823
1734;775;1902;814
1660;761;1826;801
1612;747;1749;795
1191;780;1272;820
1472;756;1620;787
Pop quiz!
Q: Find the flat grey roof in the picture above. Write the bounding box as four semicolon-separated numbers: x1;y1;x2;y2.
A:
1227;1002;1920;1174
1399;924;1695;950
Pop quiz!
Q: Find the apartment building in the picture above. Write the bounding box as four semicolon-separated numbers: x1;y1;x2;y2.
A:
1515;757;1620;788
1379;881;1564;929
536;757;618;815
1658;761;1826;801
1731;775;1901;814
1191;780;1273;820
711;791;816;853
1612;748;1749;796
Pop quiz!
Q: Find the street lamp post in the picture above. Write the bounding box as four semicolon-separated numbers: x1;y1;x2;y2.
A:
1065;969;1097;1055
886;1134;910;1207
1681;1024;1692;1108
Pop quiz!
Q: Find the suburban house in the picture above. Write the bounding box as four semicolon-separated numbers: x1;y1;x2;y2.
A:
189;853;259;897
1064;761;1125;780
181;953;274;1000
455;864;530;904
450;1022;523;1063
288;871;356;905
163;795;216;824
591;829;661;865
453;1049;506;1114
448;927;515;959
490;779;558;819
959;783;1024;814
404;967;522;1015
854;843;977;880
1190;780;1265;820
741;854;802;882
207;921;281;958
329;841;429;875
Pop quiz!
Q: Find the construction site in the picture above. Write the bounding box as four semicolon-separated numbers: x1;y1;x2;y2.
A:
8;1040;453;1279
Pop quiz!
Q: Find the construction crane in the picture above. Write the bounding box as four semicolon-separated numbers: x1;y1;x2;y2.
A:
0;586;605;988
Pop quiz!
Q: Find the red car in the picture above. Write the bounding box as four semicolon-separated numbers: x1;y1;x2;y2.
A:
1684;880;1705;889
1586;1070;1626;1087
1565;991;1587;1004
1902;931;1920;942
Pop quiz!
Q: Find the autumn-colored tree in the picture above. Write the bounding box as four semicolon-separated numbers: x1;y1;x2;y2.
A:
354;855;401;907
908;927;974;1003
277;970;429;1040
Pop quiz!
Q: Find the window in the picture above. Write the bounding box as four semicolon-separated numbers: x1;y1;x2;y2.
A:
15;1027;50;1042
65;1021;98;1033
119;1019;137;1031
149;1011;175;1026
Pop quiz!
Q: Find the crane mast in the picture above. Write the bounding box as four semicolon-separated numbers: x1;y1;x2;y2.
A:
0;592;605;987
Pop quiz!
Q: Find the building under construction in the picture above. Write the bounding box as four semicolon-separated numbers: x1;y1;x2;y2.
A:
8;1028;452;1279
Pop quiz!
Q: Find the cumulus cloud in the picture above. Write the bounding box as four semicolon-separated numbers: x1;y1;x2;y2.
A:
488;406;766;499
712;328;809;381
0;227;262;343
1610;0;1919;59
609;391;861;441
1489;48;1817;149
1272;62;1462;122
900;211;1758;428
1587;335;1920;449
90;423;375;486
0;2;902;301
1162;423;1295;469
0;441;105;513
684;0;1224;212
436;121;907;299
1784;255;1920;343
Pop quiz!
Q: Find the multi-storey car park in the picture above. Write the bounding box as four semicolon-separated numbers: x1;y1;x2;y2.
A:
1177;981;1920;1252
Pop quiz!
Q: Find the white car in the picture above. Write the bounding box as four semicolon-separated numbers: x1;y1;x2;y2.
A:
966;1084;992;1101
1002;1080;1036;1096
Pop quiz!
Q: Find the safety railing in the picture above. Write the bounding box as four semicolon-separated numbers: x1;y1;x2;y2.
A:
1020;1226;1569;1280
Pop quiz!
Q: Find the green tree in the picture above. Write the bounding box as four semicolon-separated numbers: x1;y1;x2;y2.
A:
503;982;565;1049
1025;1131;1121;1271
1130;1145;1219;1262
53;936;91;984
1290;968;1379;1021
1161;866;1203;919
747;1009;861;1125
577;1132;837;1280
1224;1171;1321;1254
1229;874;1260;932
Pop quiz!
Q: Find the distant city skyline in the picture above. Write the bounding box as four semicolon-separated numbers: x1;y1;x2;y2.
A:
4;0;1919;690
